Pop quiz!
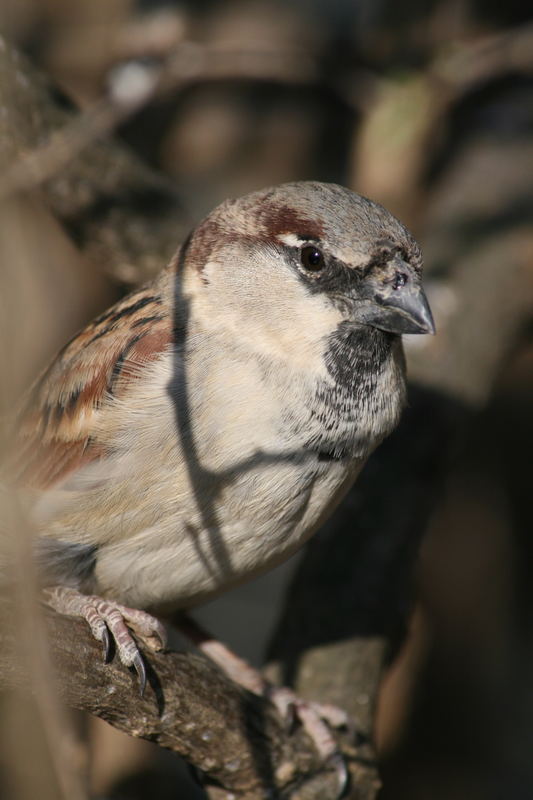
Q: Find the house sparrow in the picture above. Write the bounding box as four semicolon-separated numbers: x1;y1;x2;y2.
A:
8;181;433;772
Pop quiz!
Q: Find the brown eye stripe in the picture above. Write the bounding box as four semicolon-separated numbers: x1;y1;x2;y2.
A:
257;202;324;240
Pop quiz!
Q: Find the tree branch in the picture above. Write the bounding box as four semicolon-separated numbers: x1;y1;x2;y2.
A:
0;601;371;799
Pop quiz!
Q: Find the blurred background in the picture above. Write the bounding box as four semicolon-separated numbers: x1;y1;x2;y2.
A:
0;1;532;798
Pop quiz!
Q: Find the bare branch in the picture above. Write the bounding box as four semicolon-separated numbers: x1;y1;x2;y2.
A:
0;601;371;799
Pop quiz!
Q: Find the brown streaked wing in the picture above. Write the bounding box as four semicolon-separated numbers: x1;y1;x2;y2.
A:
12;287;172;490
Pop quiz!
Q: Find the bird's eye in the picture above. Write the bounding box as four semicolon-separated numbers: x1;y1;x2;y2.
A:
301;245;324;271
392;271;408;290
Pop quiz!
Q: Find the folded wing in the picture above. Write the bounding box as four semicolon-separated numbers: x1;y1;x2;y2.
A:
12;285;173;491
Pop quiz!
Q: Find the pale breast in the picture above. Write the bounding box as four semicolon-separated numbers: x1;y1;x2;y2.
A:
34;324;405;611
93;444;360;610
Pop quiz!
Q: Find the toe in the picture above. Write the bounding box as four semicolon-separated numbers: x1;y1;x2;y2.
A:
266;686;298;730
93;601;148;693
294;702;338;759
104;608;142;665
309;701;351;730
120;607;167;651
42;587;152;693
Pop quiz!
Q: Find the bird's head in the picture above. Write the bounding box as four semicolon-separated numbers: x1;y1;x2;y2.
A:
181;182;434;366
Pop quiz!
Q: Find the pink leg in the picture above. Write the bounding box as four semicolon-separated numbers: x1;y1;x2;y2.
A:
179;616;349;794
43;586;166;695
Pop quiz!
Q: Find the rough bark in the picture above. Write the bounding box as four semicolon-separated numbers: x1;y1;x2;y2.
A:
0;601;374;799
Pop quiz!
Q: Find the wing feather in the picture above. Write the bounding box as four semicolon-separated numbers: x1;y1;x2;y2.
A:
11;284;173;490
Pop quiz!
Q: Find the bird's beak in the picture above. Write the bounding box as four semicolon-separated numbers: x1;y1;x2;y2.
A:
359;260;435;335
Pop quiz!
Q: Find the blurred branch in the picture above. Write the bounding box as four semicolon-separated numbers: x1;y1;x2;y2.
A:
0;33;356;203
0;601;375;800
2;16;531;282
0;33;325;203
0;501;89;800
355;21;533;227
0;30;363;285
433;21;533;91
0;204;90;800
0;94;153;204
0;36;187;285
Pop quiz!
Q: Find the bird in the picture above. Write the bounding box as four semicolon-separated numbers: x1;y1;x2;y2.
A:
7;181;433;773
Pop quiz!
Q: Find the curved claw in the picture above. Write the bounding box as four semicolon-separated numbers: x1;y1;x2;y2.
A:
154;626;167;650
328;753;350;800
328;752;349;800
132;651;147;697
101;626;112;664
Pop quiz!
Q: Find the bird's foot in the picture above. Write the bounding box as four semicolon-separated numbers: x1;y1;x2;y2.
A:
42;586;166;695
193;633;350;796
266;686;350;795
267;686;351;732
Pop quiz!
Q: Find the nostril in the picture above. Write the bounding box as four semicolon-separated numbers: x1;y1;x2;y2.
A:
392;272;408;290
